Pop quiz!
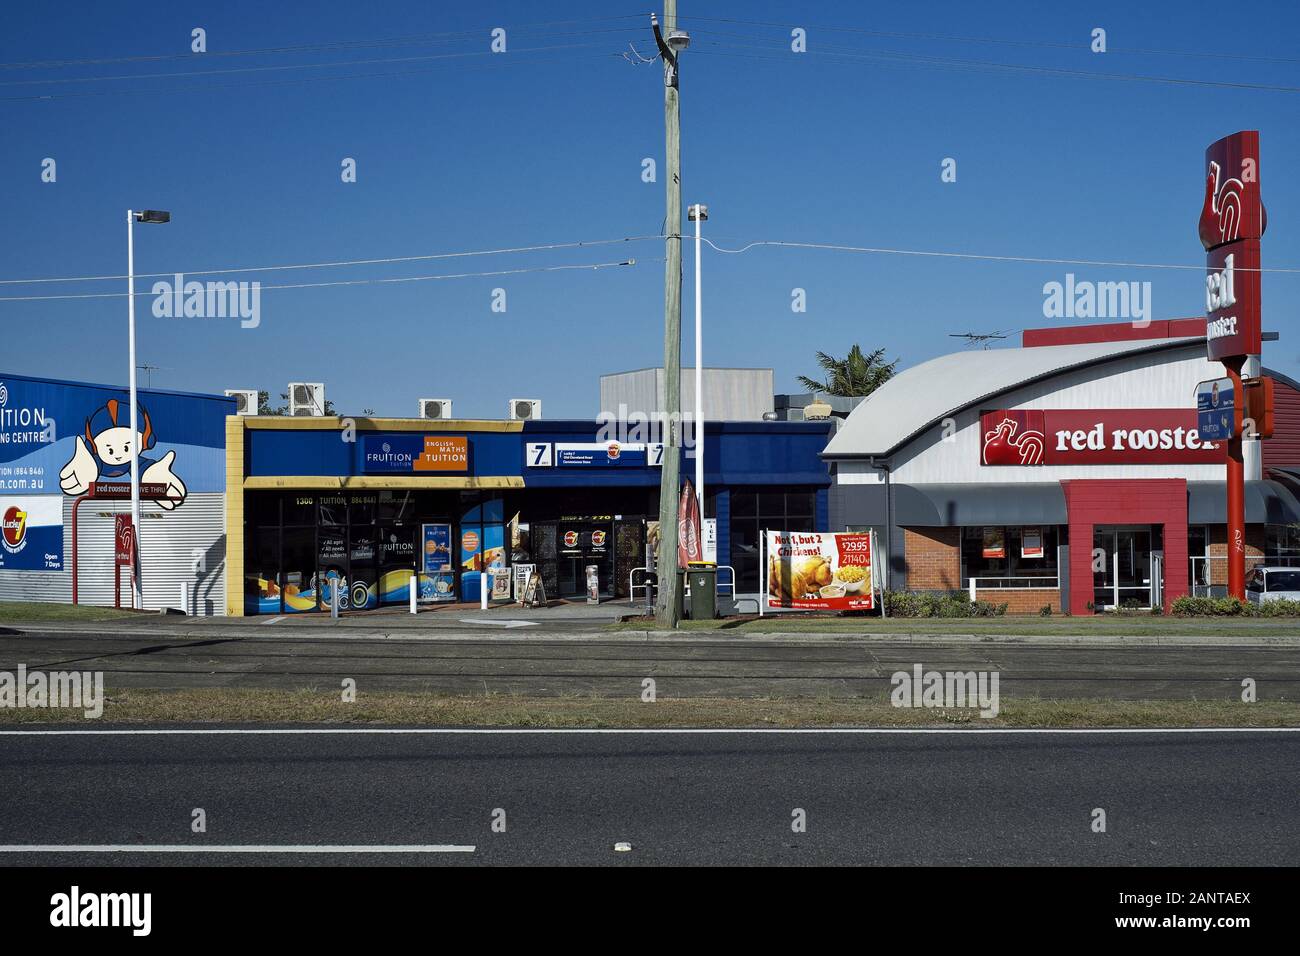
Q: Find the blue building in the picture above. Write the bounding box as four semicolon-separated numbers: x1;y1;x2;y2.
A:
228;415;833;615
0;372;233;614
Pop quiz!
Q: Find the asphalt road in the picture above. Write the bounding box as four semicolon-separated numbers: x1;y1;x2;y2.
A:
0;728;1295;865
0;628;1296;699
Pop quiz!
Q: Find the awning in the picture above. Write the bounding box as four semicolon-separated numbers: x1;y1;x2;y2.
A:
892;483;1067;527
1187;480;1300;524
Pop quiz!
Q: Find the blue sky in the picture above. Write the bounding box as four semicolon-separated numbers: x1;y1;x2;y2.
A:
2;0;1297;417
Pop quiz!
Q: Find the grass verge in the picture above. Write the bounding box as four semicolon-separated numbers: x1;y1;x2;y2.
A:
0;688;1295;728
608;615;1300;637
0;601;153;623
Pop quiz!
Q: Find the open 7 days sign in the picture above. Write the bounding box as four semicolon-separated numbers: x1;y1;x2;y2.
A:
980;409;1224;466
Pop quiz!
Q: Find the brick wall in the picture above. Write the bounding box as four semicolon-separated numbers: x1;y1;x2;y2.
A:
976;588;1061;614
903;527;961;590
1207;524;1267;585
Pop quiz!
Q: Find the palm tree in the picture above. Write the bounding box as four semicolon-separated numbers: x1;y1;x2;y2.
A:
798;345;897;397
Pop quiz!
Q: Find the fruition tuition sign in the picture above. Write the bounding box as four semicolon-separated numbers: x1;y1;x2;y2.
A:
766;531;874;611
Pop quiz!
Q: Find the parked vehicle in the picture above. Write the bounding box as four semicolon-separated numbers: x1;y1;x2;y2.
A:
1245;567;1300;604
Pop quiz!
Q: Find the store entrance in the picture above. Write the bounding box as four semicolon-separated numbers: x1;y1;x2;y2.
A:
1093;526;1162;609
555;519;614;599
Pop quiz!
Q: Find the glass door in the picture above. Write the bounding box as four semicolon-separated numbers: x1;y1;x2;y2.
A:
1092;527;1154;609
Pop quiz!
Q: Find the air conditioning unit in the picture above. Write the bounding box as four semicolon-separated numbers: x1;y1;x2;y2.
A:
224;389;259;416
288;382;325;416
419;399;452;420
509;398;541;421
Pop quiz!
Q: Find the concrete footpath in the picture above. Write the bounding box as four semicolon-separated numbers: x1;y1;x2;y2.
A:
3;609;1300;648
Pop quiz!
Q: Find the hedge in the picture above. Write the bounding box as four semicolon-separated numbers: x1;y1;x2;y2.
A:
1170;596;1300;617
883;591;1007;618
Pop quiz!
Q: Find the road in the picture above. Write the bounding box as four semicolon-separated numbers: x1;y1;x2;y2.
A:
0;728;1295;865
0;627;1297;699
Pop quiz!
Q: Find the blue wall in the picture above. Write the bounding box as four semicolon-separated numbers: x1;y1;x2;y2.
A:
245;419;834;489
0;371;232;496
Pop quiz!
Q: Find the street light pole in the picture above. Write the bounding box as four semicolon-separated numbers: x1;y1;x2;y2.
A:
651;4;689;628
126;210;141;609
689;204;708;512
126;209;170;610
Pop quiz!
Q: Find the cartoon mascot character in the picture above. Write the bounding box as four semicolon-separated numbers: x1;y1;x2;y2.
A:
58;398;188;509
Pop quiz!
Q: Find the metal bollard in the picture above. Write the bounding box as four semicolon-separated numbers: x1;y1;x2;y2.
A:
409;574;418;615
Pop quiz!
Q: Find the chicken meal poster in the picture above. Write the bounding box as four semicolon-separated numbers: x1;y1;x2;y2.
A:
766;531;874;611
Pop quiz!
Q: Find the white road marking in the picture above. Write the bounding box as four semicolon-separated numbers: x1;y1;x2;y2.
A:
0;727;1296;736
457;618;538;628
0;844;474;853
260;616;285;625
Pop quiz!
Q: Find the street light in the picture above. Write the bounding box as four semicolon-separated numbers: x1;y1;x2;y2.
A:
688;204;708;514
127;208;170;609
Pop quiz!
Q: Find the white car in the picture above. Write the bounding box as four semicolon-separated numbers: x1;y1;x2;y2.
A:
1245;567;1300;604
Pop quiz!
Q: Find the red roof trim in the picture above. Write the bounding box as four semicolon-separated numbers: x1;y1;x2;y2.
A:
1023;318;1206;348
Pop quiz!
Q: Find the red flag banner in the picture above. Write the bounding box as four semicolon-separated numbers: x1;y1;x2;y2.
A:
677;479;702;569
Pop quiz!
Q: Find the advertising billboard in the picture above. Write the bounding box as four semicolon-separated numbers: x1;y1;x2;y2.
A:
766;531;873;611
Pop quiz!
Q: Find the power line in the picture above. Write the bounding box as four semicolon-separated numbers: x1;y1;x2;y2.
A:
0;236;662;286
0;15;648;71
688;40;1300;95
0;44;643;101
0;32;646;88
681;15;1300;66
699;237;1300;274
0;259;649;303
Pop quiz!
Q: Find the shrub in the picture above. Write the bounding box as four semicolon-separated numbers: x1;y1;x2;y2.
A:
1167;596;1300;617
882;591;1007;618
1170;596;1249;617
1039;604;1053;617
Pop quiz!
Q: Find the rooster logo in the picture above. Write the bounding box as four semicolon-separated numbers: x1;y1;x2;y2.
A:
982;416;1045;466
1199;161;1244;250
1199;158;1266;251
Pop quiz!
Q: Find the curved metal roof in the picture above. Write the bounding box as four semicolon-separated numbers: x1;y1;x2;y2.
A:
822;337;1203;459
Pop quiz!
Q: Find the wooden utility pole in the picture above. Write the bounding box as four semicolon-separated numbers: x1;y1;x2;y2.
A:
653;1;683;627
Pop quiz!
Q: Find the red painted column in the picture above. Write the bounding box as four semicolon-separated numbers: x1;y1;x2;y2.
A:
1224;357;1247;600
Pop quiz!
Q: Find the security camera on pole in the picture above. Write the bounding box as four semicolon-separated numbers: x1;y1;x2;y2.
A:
650;5;689;628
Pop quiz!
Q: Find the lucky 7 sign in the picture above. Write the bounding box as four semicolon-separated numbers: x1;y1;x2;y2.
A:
1198;131;1266;601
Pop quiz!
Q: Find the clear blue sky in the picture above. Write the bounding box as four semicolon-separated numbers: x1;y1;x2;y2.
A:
2;0;1298;417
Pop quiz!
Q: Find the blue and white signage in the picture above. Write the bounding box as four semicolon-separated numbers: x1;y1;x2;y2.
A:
0;495;63;571
1195;378;1235;442
535;441;663;468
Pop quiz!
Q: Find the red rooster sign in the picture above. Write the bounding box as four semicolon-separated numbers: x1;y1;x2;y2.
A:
1198;133;1266;251
982;413;1046;466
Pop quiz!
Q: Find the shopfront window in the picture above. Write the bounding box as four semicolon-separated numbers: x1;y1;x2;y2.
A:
1189;526;1210;594
246;491;462;614
730;489;819;593
1266;523;1300;566
960;526;1060;588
